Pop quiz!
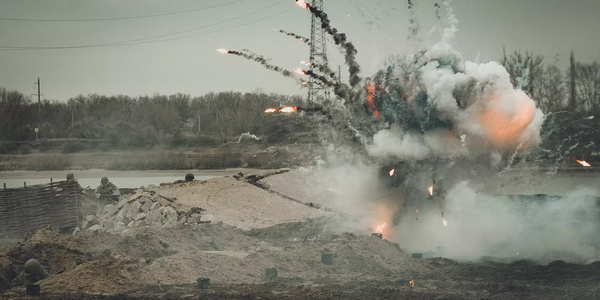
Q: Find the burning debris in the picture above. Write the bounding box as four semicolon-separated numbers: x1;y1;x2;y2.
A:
573;157;591;167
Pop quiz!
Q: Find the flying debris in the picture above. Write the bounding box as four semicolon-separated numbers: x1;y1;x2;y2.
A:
294;68;308;75
389;169;395;176
294;0;310;9
216;48;230;54
573;157;591;167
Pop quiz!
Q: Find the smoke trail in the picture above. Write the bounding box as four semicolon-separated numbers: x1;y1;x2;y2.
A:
407;0;421;40
278;29;310;44
434;3;441;21
304;5;362;87
218;48;304;84
441;0;458;43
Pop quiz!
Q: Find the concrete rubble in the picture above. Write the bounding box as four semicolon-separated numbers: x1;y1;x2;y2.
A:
78;188;207;234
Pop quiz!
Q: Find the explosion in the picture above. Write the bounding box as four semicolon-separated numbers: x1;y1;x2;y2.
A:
218;0;600;264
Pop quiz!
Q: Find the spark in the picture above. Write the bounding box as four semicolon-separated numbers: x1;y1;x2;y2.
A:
389;168;395;176
442;217;447;226
428;184;434;196
216;48;230;54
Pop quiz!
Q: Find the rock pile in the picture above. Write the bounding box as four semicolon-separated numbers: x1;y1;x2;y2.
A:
77;189;207;235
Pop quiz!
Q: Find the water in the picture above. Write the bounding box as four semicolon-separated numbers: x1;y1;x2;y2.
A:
0;169;249;189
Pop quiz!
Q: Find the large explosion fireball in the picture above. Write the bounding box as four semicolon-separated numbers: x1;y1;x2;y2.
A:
218;0;599;263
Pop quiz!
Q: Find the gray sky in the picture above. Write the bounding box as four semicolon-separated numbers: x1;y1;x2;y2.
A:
1;0;599;102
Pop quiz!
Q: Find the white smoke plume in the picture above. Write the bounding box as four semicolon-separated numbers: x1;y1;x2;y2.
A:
394;182;600;263
368;41;545;161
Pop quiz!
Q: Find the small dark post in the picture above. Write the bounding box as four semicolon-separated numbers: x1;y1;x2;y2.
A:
3;183;6;190
265;268;278;280
24;182;26;187
196;277;210;289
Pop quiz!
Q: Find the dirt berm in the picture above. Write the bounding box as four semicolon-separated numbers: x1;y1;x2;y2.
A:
1;169;599;299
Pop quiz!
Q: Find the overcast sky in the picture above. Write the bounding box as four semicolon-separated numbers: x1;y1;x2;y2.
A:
1;0;599;102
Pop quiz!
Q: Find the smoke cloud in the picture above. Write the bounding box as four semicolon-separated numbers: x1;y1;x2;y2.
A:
394;182;600;263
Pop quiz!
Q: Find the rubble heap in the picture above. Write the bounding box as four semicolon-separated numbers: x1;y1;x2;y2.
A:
78;189;207;235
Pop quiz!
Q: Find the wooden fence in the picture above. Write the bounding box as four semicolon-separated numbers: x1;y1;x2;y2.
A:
0;180;81;238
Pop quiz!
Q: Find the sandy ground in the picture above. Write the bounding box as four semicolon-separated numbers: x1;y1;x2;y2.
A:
1;167;599;299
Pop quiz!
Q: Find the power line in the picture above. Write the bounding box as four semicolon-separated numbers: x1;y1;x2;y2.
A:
0;1;291;51
0;0;246;22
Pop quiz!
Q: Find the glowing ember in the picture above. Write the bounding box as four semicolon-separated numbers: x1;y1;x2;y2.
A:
264;108;277;113
300;60;312;66
409;280;415;287
279;106;298;113
216;48;230;54
301;81;309;85
574;157;591;167
416;209;418;213
294;0;310;9
294;68;307;75
389;169;395;176
428;185;434;196
517;252;520;256
442;217;448;226
375;223;386;233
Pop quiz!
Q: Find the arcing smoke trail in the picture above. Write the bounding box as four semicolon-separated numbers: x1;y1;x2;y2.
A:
278;29;310;44
217;49;303;84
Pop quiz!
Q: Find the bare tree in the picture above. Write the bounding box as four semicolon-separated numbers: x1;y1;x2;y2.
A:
574;61;600;113
534;65;566;113
501;48;544;99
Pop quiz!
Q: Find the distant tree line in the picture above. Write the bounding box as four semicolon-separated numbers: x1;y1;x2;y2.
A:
1;50;598;149
0;89;306;147
501;49;600;114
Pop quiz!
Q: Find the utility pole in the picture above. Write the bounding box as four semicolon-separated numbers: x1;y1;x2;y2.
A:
308;0;330;106
33;78;43;139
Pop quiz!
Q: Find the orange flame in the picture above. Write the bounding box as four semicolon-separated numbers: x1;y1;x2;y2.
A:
264;108;277;113
375;222;386;233
301;81;309;85
409;280;415;287
280;106;298;113
428;185;434;196
300;60;312;66
294;68;307;75
366;82;381;119
574;157;591;167
216;48;230;54
442;217;448;226
389;169;395;176
294;0;310;9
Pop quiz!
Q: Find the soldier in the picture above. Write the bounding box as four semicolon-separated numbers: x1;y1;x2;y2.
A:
10;259;50;287
95;177;120;211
